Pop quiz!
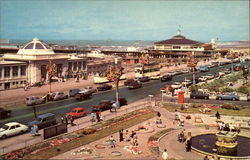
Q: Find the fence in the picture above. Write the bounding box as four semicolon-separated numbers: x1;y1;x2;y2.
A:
0;100;149;155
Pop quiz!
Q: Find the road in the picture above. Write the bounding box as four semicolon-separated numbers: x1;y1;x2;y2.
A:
0;62;249;127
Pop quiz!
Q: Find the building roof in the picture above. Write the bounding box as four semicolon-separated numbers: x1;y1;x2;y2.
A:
17;38;55;55
0;60;26;65
155;35;203;45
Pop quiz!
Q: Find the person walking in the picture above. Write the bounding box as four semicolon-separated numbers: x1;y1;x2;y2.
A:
125;130;130;142
186;137;192;152
90;112;95;122
119;129;124;142
162;149;168;160
61;116;64;124
69;116;75;126
157;112;161;118
108;136;116;148
96;112;100;122
215;111;220;120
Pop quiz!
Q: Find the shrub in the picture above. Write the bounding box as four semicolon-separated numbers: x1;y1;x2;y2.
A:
221;87;234;92
221;104;234;110
237;86;250;94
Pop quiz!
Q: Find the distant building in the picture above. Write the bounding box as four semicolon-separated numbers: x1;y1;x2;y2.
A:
149;29;214;59
0;38;87;90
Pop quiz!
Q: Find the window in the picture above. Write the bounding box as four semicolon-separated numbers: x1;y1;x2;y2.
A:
10;126;15;130
12;82;15;85
73;62;77;71
21;66;26;76
15;125;21;128
78;62;82;70
4;67;10;77
173;46;181;49
0;67;2;78
12;66;18;77
24;43;34;49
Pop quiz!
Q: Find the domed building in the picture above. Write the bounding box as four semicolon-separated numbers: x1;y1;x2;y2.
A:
0;38;87;90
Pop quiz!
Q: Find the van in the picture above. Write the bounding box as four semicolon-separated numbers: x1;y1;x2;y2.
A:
25;96;46;106
28;113;57;129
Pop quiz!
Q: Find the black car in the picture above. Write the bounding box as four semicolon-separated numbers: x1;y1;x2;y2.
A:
124;79;136;86
190;91;209;99
138;77;150;83
127;81;142;89
111;98;128;106
92;100;113;112
161;74;173;82
97;84;112;91
0;108;12;119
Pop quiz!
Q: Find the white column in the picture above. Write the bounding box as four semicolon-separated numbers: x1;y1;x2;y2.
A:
10;66;13;78
18;66;21;77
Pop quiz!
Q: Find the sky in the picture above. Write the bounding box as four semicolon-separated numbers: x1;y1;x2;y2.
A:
0;0;249;41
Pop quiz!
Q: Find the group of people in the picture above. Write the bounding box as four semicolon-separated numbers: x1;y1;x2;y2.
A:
218;121;240;132
90;111;103;122
61;115;75;126
177;129;192;152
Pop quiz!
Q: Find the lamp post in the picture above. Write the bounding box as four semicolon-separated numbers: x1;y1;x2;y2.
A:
107;57;124;106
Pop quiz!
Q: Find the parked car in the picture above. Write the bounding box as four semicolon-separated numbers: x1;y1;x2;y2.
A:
0;108;11;120
75;90;92;100
53;92;68;101
69;88;80;97
168;71;178;76
25;96;46;106
198;76;207;82
46;92;56;101
124;79;136;86
92;100;112;112
83;86;97;94
97;84;112;91
111;98;128;106
216;92;240;101
0;122;28;139
247;94;250;101
66;107;86;119
161;74;173;82
150;75;161;80
171;82;182;89
138;77;150;83
182;79;192;87
127;81;142;89
28;113;57;129
204;74;214;80
190;91;209;99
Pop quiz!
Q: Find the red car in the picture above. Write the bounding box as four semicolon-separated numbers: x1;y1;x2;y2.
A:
66;108;86;119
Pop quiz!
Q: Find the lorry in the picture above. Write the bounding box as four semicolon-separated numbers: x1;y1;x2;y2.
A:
199;65;209;72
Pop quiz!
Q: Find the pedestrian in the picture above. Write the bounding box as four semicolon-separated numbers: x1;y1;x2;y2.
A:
61;116;64;124
157;112;161;118
90;112;95;122
130;130;136;139
98;111;102;121
125;130;130;142
215;111;220;120
186;137;192;152
162;149;168;160
132;135;138;146
65;115;68;125
119;129;124;142
96;112;100;122
108;136;116;148
70;116;75;126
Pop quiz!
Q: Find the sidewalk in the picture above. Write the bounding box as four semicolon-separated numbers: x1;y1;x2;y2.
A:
0;61;211;108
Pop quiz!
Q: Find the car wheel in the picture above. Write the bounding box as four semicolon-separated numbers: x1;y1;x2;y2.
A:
20;130;25;134
193;96;196;99
219;97;222;100
232;98;236;101
204;97;208;100
1;135;7;139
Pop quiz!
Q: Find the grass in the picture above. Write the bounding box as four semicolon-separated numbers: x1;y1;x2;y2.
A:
22;108;157;159
161;102;250;117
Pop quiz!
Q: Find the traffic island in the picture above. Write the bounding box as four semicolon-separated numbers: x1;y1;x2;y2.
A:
1;107;156;160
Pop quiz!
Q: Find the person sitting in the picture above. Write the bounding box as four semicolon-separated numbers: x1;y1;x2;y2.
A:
156;118;162;124
108;136;116;148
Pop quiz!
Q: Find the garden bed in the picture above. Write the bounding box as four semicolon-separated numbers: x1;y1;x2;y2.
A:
1;107;156;160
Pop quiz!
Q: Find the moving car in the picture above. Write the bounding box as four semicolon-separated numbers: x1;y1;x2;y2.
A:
66;107;86;119
198;76;207;82
0;122;28;139
92;100;113;112
138;77;150;83
53;92;68;101
161;74;173;82
127;81;142;89
190;91;209;99
216;92;240;101
25;96;46;106
171;82;182;89
97;84;112;91
124;79;136;86
182;79;192;87
69;89;80;97
75;90;92;100
28;113;57;129
83;86;97;94
0;108;11;120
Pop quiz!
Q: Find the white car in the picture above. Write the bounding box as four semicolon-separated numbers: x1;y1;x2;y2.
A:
0;122;28;139
198;76;207;81
205;74;214;80
25;96;46;106
53;92;68;101
83;86;97;94
171;82;182;89
182;79;192;86
150;75;162;80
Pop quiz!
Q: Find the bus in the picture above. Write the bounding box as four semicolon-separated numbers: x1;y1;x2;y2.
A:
135;62;161;79
94;74;126;84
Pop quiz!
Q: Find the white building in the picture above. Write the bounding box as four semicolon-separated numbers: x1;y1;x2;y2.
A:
0;38;87;90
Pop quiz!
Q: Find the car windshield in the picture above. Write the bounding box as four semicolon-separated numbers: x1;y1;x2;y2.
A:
72;110;79;113
1;124;9;130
